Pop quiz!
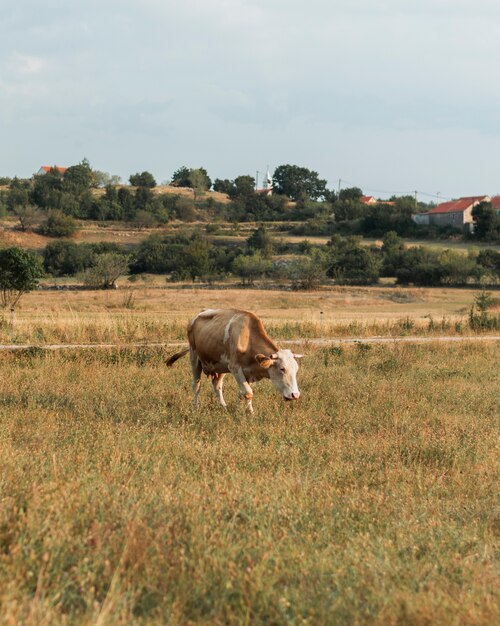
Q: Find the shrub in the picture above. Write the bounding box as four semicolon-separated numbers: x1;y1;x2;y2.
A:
83;253;129;289
39;211;79;237
286;251;327;290
43;241;94;276
232;252;272;286
326;236;380;285
0;247;44;310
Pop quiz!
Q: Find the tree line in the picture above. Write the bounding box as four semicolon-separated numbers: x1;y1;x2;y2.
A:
0;228;498;319
35;227;500;288
1;160;499;242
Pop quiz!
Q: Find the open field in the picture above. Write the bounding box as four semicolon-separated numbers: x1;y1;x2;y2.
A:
4;285;499;346
0;341;498;624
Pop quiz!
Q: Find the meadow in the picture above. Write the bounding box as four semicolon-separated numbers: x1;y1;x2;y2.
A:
0;339;498;625
3;284;498;347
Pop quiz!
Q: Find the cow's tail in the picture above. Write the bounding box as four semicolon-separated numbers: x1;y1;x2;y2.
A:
166;347;190;367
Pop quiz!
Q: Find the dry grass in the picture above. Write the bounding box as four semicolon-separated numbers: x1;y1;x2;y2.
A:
3;212;499;252
0;342;498;624
3;285;495;347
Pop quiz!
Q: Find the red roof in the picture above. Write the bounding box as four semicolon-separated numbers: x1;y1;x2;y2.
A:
490;196;500;210
426;196;488;214
360;195;376;204
39;165;67;174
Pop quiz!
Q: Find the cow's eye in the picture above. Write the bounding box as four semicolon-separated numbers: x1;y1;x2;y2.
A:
280;367;286;373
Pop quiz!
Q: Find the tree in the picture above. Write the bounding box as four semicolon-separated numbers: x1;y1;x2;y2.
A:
13;204;39;232
129;234;190;274
326;236;380;285
393;247;443;286
286;250;327;290
438;250;478;285
92;170;121;188
171;166;191;187
134;210;158;229
230;175;255;198
246;225;274;257
64;159;93;192
189;168;212;196
213;178;234;194
381;231;405;277
472;201;500;240
39;211;79;237
273;164;327;200
171;167;211;195
339;187;363;203
477;249;500;277
0;247;44;311
8;186;38;231
181;233;212;281
43;241;95;276
232;252;272;286
129;171;157;188
83;253;129;289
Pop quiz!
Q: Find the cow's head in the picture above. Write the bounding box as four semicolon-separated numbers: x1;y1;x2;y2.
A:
255;349;303;401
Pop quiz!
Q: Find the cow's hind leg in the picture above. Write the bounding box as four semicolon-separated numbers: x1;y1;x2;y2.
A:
190;350;203;408
211;373;227;408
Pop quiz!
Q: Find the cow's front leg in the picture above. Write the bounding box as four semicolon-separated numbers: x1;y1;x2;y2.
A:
231;367;254;414
211;373;227;408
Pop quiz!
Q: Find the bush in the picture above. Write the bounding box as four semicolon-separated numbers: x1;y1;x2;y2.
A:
0;247;44;310
43;241;94;276
129;172;156;188
83;253;129;289
326;236;380;285
39;211;79;237
286;251;327;290
232;252;272;286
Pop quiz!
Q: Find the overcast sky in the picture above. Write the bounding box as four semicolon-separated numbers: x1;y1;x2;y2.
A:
2;0;500;199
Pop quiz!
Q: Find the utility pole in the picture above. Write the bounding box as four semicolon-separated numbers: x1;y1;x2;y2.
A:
337;178;342;197
255;171;260;191
436;191;441;206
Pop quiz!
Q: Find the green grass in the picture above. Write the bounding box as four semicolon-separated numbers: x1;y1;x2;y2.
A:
0;343;498;624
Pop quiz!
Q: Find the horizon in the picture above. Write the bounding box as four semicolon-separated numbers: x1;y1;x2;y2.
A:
2;1;500;200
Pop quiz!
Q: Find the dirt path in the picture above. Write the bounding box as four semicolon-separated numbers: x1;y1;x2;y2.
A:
0;336;499;352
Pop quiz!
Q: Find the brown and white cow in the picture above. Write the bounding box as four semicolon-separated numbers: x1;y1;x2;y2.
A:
166;309;302;413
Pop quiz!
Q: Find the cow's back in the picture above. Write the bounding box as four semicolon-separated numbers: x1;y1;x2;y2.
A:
187;309;274;371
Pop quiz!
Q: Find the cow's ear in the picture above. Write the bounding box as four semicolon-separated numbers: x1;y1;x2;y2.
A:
255;354;274;368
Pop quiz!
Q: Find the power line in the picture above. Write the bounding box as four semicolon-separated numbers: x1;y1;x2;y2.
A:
337;178;452;202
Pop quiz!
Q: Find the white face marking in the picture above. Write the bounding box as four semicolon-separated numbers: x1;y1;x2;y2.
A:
267;349;300;400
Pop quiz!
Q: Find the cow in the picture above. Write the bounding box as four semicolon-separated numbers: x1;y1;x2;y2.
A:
166;308;303;413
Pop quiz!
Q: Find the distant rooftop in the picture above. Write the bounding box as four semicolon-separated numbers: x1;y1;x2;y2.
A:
426;196;489;214
37;165;67;175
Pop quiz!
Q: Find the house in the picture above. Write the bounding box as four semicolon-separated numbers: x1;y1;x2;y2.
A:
490;196;500;213
359;195;395;206
412;196;490;233
36;165;67;176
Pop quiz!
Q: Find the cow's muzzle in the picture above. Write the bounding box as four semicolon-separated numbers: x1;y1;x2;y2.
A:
284;392;300;401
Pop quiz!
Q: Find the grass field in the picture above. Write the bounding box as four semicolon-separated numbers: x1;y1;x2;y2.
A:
0;341;498;624
2;285;498;347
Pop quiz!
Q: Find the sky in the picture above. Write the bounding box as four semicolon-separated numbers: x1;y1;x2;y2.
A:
2;0;500;200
